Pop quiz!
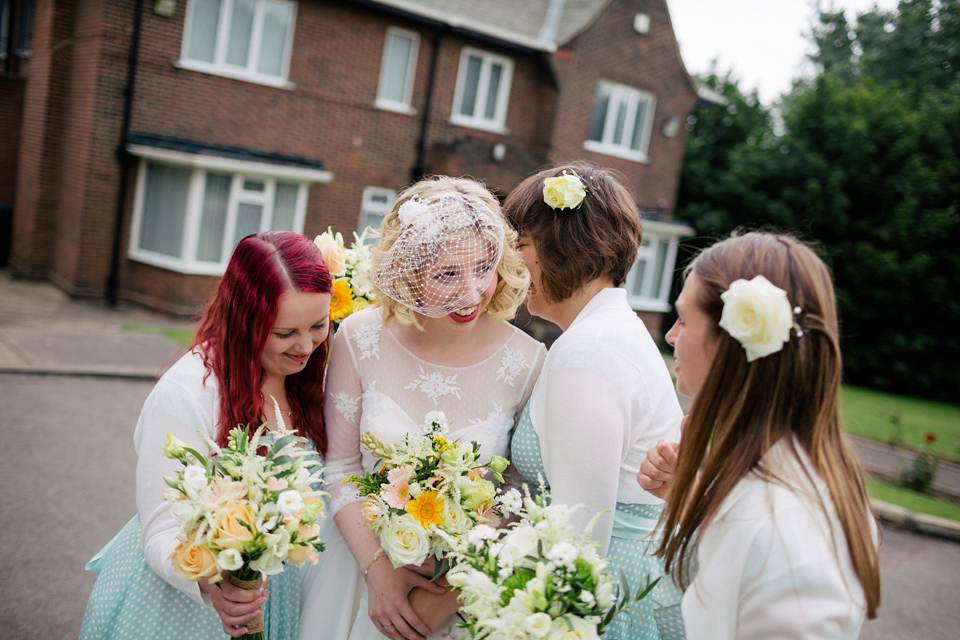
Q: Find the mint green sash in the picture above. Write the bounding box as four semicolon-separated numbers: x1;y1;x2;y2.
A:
611;508;661;541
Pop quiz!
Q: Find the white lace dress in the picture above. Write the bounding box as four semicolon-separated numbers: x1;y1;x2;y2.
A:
298;308;546;640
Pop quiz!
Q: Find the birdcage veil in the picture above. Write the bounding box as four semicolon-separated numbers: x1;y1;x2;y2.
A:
373;191;506;318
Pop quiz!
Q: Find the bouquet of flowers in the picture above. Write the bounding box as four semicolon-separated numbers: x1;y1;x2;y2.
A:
313;227;377;326
348;411;520;570
443;490;659;639
161;403;326;640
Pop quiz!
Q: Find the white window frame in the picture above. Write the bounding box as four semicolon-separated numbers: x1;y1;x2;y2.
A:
179;0;297;89
450;47;513;134
622;219;694;312
375;27;419;115
357;187;396;240
126;146;332;275
584;81;656;163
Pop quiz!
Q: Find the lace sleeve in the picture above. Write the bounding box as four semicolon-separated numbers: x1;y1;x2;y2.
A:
321;324;365;515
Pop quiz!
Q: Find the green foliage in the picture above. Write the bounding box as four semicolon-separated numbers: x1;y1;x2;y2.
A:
674;0;960;400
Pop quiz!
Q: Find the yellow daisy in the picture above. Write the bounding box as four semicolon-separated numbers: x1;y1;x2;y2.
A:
330;279;355;322
406;490;445;529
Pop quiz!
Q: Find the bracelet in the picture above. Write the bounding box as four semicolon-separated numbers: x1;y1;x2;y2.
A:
363;551;382;578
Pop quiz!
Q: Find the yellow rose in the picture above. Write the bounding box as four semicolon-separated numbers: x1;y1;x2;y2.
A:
462;478;496;512
213;503;256;551
313;232;347;276
542;173;586;210
288;523;321;564
171;534;218;582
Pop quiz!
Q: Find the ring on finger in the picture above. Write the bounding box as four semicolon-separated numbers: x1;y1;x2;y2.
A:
382;624;392;631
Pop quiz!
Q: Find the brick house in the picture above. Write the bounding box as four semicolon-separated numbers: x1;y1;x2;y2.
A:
2;0;699;337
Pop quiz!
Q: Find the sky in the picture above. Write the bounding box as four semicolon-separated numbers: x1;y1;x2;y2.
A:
666;0;901;105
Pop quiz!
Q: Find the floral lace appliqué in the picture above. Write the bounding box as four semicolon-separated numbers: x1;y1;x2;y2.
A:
353;322;382;360
495;347;530;387
331;391;360;423
470;403;513;453
404;366;461;405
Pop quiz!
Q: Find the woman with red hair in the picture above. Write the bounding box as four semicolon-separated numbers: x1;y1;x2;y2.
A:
80;231;332;640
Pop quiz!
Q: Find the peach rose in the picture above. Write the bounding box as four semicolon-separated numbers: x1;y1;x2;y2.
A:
171;535;218;582
213;503;256;551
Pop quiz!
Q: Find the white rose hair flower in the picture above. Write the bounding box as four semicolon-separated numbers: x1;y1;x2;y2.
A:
542;171;587;210
719;275;801;362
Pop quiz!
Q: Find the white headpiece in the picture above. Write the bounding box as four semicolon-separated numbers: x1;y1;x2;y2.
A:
374;192;506;318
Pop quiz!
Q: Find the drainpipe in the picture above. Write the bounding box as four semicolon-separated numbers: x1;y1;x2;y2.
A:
411;27;447;183
105;0;144;306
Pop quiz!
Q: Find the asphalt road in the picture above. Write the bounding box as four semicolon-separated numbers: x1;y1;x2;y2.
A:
2;372;959;639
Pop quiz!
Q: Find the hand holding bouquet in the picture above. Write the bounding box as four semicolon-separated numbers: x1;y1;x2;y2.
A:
348;411;520;570
443;490;659;639
313;227;377;325
161;403;327;639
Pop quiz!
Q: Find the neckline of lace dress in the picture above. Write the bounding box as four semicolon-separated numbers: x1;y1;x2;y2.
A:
383;322;519;371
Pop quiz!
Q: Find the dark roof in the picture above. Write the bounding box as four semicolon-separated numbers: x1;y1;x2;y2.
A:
125;133;328;171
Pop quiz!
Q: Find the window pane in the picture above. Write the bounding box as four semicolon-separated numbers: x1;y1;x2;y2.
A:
233;202;263;246
271;182;298;230
650;239;667;299
380;32;413;103
588;85;609;142
459;55;482;117
629;260;647;298
196;172;231;262
139;163;191;258
257;0;291;77
630;99;649;151
186;0;221;63
243;179;265;192
483;63;502;120
226;0;255;67
612;96;628;146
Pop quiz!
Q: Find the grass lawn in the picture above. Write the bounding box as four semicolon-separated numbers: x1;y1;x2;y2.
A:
867;476;960;523
122;325;194;348
840;385;960;461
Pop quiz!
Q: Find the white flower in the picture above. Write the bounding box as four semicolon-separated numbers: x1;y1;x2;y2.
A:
524;612;553;638
216;548;244;572
546;542;578;567
595;580;613;610
547;615;600;639
183;464;208;494
542;172;587;210
467;524;499;546
424;410;450;435
496;488;523;515
250;529;291;575
719;275;795;362
379;513;431;567
256;502;280;532
579;590;596;606
277;490;304;519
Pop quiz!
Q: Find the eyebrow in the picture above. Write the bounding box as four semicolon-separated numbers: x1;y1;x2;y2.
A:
273;314;331;331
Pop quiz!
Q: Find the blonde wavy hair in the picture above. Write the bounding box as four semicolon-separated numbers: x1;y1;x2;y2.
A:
372;176;529;328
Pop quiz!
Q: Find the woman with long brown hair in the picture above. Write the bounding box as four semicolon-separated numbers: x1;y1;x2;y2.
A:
641;231;880;639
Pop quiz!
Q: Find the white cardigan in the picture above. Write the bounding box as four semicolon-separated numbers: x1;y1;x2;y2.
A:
526;287;684;552
683;437;875;640
133;350;219;604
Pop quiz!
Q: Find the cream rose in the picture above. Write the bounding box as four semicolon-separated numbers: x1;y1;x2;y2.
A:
462;478;496;512
524;612;553;638
547;615;600;640
171;535;218;582
542;173;586;210
719;275;794;362
313;232;347;276
379;513;430;567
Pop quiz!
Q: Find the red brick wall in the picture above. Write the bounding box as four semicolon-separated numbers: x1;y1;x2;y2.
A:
0;77;24;210
547;0;698;217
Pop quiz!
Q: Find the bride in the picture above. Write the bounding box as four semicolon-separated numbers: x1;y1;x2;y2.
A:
298;176;546;640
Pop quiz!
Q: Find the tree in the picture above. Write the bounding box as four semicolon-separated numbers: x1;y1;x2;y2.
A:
673;0;960;400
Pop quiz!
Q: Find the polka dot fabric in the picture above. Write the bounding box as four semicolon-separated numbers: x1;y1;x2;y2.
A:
511;404;687;640
79;515;302;639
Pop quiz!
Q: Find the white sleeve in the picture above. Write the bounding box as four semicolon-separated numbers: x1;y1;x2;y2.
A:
321;325;365;515
537;364;628;554
134;368;215;605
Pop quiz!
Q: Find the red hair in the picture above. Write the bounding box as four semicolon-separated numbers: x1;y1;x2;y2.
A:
193;231;332;454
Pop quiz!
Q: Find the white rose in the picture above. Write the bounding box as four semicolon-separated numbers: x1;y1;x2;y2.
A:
524;612;553;638
183;464;208;494
313;232;347;277
277;490;304;519
216;548;244;572
719;275;794;362
595;580;614;610
547;615;600;640
379;514;430;567
542;173;587;210
442;499;470;534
